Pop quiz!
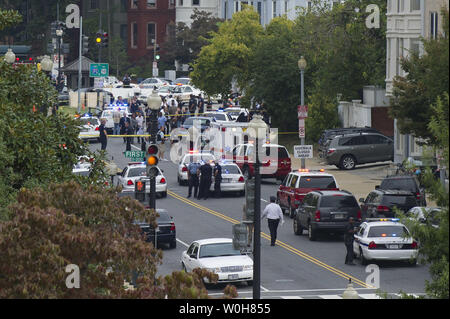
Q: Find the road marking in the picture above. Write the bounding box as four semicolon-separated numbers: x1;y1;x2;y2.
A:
281;296;303;299
319;294;343;299
167;190;374;289
176;238;190;248
359;294;382;299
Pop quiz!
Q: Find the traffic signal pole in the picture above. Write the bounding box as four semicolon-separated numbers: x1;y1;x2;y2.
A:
77;15;82;114
149;110;158;209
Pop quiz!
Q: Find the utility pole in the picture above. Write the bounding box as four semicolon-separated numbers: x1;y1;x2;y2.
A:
77;15;83;114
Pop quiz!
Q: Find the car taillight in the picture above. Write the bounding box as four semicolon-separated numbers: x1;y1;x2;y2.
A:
95;127;99;131
327;148;336;155
315;210;321;222
357;210;362;221
238;176;244;182
170;222;176;231
411;241;418;249
368;241;377;249
160;178;166;184
127;180;134;186
376;205;390;212
182;167;188;172
415;192;421;200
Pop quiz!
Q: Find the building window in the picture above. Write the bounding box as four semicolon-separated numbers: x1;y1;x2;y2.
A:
410;0;420;12
147;0;156;8
131;22;138;48
192;0;200;6
120;24;128;42
90;0;99;10
397;0;404;12
396;38;403;76
131;0;138;9
147;23;156;48
169;0;175;7
272;1;277;18
430;11;438;39
285;1;288;13
410;38;420;55
121;0;128;11
236;1;239;12
179;0;183;6
308;1;312;11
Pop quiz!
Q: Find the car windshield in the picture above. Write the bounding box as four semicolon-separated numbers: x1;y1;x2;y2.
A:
221;165;240;174
183;118;210;126
367;225;409;238
156;212;171;223
128;167;159;177
199;242;242;258
248;146;289;158
205;113;227;121
380;178;417;192
320;195;358;208
183;154;215;164
175;78;190;85
101;111;113;117
299;176;337;188
72;170;90;177
78;118;99;126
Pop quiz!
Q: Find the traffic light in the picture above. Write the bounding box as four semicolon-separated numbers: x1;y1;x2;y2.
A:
95;32;102;46
146;144;159;177
244;179;255;222
102;32;109;47
232;223;248;251
135;180;146;202
155;54;160;61
82;35;89;54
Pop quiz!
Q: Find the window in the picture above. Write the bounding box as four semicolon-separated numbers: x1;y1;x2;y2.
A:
131;22;138;48
147;0;156;8
299;176;337;189
121;0;128;11
320;196;359;208
147;23;156;48
396;38;404;75
397;0;404;12
120;24;128;41
430;11;438;39
410;0;420;11
366;135;390;144
285;1;288;13
131;0;138;9
179;0;184;5
289;175;298;188
410;38;420;55
272;1;277;18
192;0;200;6
90;0;99;10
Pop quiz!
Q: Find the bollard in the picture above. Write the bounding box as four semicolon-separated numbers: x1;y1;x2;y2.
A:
342;278;359;299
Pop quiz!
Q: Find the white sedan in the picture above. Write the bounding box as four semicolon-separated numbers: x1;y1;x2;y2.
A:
77;116;100;141
181;238;253;285
177;152;216;186
210;163;245;195
117;162;167;197
353;219;419;265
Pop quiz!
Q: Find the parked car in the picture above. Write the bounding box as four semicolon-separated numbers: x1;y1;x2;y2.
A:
181;238;253;285
174;77;192;86
277;169;339;218
139;77;168;89
406;206;442;227
76;115;100;142
320;132;394;170
180;116;215;132
209;162;245;196
203;111;234;124
378;175;426;206
177;151;216;185
117;162;167;197
359;189;418;218
318;127;382;150
135;209;176;249
172;85;202;105
224;107;249;121
293;190;362;241
353;218;418;265
231;143;291;181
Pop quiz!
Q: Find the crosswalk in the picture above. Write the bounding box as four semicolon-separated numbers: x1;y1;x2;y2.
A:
233;292;425;299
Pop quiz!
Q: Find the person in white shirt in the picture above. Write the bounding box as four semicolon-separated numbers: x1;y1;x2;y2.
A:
261;196;284;246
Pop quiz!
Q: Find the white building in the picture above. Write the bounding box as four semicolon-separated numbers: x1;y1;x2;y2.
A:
176;0;221;27
386;0;448;163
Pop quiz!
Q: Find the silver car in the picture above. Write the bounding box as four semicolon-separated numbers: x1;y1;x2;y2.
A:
321;133;394;170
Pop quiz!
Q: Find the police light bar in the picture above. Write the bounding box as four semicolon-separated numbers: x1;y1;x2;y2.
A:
366;218;400;222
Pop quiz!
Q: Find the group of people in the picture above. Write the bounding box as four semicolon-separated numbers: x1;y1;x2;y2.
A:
186;160;222;200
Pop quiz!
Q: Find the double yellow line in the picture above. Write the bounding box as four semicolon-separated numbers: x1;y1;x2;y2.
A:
167;190;374;289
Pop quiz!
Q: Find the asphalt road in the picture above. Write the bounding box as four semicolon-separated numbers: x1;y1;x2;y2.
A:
88;136;431;299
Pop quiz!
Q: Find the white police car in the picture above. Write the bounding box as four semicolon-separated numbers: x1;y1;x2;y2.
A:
76;115;100;142
210;162;245;196
353;218;419;265
177;151;216;186
117;162;167;197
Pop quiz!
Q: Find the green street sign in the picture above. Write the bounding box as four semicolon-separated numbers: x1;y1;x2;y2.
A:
89;63;109;77
124;151;145;161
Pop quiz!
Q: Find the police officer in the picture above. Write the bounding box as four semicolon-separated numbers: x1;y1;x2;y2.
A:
344;217;356;265
197;160;212;200
187;161;200;198
213;161;222;198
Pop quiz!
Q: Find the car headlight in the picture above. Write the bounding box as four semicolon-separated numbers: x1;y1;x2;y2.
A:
207;267;221;273
243;265;253;271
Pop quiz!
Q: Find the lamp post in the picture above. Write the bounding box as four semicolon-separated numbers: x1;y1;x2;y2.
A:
4;48;16;64
56;27;63;92
147;89;161;209
248;114;268;300
41;55;54;79
298;56;307;169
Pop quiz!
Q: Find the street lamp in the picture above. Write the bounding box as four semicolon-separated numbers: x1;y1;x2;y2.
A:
147;88;161;209
41;55;53;72
248;114;268;300
298;56;307;169
4;48;16;64
56;27;64;92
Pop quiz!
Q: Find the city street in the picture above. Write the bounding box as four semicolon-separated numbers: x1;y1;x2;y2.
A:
89;136;431;299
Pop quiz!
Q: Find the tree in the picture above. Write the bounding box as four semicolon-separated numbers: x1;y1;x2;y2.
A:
390;8;449;144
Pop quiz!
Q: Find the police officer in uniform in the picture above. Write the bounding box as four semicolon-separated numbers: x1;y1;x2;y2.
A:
197;161;212;200
213;161;222;198
187;161;201;198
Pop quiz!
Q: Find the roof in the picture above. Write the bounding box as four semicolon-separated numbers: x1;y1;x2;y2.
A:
310;190;351;196
194;238;232;245
372;189;415;195
61;56;96;72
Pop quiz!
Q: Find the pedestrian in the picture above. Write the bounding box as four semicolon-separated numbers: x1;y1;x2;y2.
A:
188;94;197;114
130;113;138;144
124;121;133;152
344;217;356;265
187;160;201;198
157;112;167;131
197;160;212;200
261;196;284;246
119;112;130;143
197;95;204;115
157;126;166;161
136;112;144;143
99;118;108;150
113;109;121;135
213;161;222;198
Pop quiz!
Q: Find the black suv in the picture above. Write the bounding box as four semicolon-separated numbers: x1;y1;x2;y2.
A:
135;209;176;249
359;189;418;219
377;175;426;206
293;190;361;241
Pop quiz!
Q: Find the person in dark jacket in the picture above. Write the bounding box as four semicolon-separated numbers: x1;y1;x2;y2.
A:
99;118;108;150
197;161;212;200
213;161;222;198
344;217;356;265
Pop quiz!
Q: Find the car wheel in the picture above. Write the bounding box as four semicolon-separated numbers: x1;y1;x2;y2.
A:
162;191;167;198
308;223;317;241
289;205;296;219
340;155;356;170
169;239;176;249
294;218;303;235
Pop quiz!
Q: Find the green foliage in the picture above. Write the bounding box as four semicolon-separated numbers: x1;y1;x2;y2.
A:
305;93;341;144
0;8;22;31
390;8;449;143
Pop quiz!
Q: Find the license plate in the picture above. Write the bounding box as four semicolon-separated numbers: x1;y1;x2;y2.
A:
333;213;345;219
228;274;239;280
388;244;399;249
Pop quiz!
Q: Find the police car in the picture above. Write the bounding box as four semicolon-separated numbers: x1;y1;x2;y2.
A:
210;162;245;196
177;151;216;186
117;162;167;197
353;218;419;265
76;114;100;142
101;104;130;133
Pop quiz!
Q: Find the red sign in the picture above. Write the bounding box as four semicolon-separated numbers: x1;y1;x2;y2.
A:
298;118;305;138
298;105;308;119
